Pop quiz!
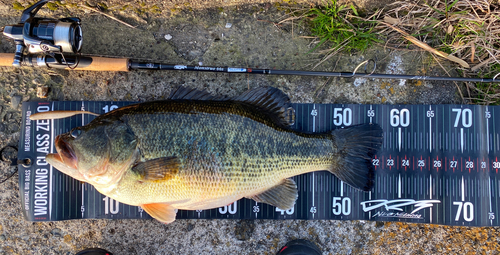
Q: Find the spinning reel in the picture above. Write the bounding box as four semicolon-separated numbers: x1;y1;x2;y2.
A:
2;0;82;67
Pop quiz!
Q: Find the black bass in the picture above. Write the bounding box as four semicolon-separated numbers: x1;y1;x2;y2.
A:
45;87;383;223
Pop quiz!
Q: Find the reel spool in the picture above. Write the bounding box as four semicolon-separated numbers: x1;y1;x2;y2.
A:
2;0;82;67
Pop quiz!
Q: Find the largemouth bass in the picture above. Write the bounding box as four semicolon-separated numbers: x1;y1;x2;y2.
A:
45;87;383;223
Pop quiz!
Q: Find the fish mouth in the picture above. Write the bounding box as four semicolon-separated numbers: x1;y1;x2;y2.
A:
50;135;78;170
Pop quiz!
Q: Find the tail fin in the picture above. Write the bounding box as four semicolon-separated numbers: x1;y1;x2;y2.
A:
329;124;383;191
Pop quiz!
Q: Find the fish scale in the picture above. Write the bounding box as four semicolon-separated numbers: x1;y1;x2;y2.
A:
105;100;336;208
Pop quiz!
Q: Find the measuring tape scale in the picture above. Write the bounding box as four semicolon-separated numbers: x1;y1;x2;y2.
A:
17;102;500;226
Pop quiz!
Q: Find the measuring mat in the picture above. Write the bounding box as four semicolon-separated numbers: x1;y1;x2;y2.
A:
17;101;500;226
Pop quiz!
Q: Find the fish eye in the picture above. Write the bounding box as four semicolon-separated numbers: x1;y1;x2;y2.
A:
71;128;82;138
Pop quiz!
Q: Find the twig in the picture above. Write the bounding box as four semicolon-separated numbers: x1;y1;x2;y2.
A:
471;55;500;72
257;19;284;28
314;57;340;99
383;22;470;68
79;5;137;29
431;54;465;103
313;35;353;69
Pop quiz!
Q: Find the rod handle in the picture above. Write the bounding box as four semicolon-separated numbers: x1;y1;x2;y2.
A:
73;56;129;72
0;53;130;72
0;53;15;67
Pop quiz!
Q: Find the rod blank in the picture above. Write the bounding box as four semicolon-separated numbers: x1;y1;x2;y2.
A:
130;61;500;83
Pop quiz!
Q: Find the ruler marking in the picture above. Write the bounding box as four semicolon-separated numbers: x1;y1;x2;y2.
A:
399;127;402;152
255;201;258;218
398;174;401;198
312;104;316;218
446;178;449;197
429;105;432;152
407;175;410;194
490;177;493;225
407;131;411;151
312;172;315;218
420;176;423;196
303;104;308;220
368;191;371;219
497;133;499;152
390;131;393;150
312;104;315;132
462;176;465;202
477;133;480;153
460;128;464;153
426;175;429;196
496;177;499;226
81;102;85;218
378;175;381;195
414;177;417;197
471;177;474;198
414;132;417;150
340;181;344;197
470;132;473;152
384;175;387;195
389;175;392;196
437;133;440;151
426;133;429;152
446;132;449;151
490;133;493;152
369;105;373;124
385;129;388;150
420;132;423;151
430;175;433;223
487;106;490;153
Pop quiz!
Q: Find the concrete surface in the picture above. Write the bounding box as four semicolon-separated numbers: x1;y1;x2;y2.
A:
0;0;498;254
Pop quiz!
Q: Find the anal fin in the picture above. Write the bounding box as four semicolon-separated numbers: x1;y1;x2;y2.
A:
141;203;177;224
132;157;180;181
246;179;297;210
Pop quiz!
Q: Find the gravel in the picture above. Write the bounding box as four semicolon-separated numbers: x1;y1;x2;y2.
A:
0;0;497;254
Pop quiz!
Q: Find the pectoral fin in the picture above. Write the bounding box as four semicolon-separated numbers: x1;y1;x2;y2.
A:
247;179;297;210
141;203;177;224
132;157;180;181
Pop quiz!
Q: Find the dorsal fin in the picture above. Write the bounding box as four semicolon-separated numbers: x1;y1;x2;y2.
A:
168;86;295;126
233;87;294;127
168;86;225;101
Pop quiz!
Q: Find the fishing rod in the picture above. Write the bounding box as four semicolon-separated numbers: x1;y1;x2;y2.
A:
2;0;499;84
2;52;499;83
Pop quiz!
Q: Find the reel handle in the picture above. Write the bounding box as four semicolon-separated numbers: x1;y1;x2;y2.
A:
13;41;24;67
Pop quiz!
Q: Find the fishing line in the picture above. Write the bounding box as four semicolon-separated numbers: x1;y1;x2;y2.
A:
351;59;376;77
0;146;19;185
493;72;500;81
0;170;17;185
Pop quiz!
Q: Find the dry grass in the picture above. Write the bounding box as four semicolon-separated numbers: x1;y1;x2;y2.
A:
286;0;500;104
381;0;500;104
